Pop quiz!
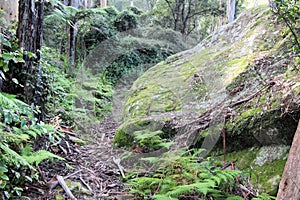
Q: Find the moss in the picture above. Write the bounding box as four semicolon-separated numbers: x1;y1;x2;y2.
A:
114;118;167;147
222;145;289;195
69;136;87;146
55;196;64;200
240;107;262;119
114;123;135;147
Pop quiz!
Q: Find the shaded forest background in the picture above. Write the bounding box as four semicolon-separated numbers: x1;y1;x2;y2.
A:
0;0;299;199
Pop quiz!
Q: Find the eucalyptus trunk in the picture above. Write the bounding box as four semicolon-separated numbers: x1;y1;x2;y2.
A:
68;0;79;74
17;0;44;112
277;120;300;199
226;0;236;23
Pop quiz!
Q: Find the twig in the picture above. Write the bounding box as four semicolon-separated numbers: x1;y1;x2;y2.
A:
37;166;47;183
56;175;77;200
58;144;68;155
65;140;72;154
112;156;126;178
230;82;274;108
239;184;257;197
56;128;77;136
79;177;93;193
64;169;83;179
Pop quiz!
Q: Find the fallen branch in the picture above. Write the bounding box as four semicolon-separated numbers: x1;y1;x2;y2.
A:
46;169;82;190
79;177;93;193
56;175;77;200
112;156;126;178
230;81;275;108
239;184;257;198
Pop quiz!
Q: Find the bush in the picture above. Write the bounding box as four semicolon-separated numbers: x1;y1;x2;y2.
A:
114;10;138;32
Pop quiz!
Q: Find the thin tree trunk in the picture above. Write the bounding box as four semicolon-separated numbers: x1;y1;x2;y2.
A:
226;0;236;23
68;0;79;74
34;0;45;116
100;0;107;7
276;120;300;199
218;0;223;27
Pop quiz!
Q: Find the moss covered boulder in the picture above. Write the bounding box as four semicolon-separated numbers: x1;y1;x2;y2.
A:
114;6;300;194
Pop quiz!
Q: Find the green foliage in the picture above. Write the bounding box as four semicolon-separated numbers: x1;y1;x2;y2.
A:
41;47;74;123
133;130;174;152
114;10;139;32
0;92;63;198
253;193;276;200
273;0;300;51
127;149;242;199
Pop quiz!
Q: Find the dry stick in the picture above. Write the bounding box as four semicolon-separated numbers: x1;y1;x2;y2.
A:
56;175;77;200
112;156;126;178
79;177;93;193
239;184;257;198
46;169;83;191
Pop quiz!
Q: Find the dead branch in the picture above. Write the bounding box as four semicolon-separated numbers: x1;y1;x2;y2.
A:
112;156;126;179
56;175;77;200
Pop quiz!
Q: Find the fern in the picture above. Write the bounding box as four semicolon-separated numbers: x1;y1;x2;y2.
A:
167;180;216;197
0;143;33;170
127;148;243;199
22;150;64;166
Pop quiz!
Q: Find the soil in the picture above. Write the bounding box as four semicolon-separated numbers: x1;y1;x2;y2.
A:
23;114;131;200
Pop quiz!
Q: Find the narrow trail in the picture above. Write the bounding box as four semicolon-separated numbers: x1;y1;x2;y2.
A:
26;114;132;199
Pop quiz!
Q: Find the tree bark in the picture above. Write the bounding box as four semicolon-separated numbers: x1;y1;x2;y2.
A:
68;0;79;74
17;0;44;115
226;0;236;23
276;120;300;199
100;0;107;8
0;0;19;23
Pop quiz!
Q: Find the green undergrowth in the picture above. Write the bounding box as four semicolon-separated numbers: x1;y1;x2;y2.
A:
125;148;275;200
0;92;64;198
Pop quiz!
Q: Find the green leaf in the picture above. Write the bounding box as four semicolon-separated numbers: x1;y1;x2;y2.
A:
0;166;8;173
1;53;14;60
0;71;6;80
0;33;11;48
225;196;243;200
0;173;9;181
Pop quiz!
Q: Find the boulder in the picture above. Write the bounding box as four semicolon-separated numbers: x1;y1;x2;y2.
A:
113;6;300;194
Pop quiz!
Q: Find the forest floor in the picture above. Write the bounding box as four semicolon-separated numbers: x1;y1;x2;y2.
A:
24;114;132;200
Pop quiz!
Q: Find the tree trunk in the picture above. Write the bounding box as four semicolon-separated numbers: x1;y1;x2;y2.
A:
68;0;79;74
100;0;107;8
16;0;44;106
226;0;236;23
0;0;19;24
17;0;44;117
276;120;300;199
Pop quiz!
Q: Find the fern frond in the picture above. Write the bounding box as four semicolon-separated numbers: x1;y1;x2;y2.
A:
153;194;178;200
225;196;244;200
22;150;64;166
167;179;216;197
0;143;33;170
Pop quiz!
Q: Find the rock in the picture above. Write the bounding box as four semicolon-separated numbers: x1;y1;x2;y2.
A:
113;6;300;195
224;145;289;195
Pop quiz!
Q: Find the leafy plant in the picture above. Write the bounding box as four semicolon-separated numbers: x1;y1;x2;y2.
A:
0;92;64;198
272;0;300;51
127;148;242;199
133;130;174;152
